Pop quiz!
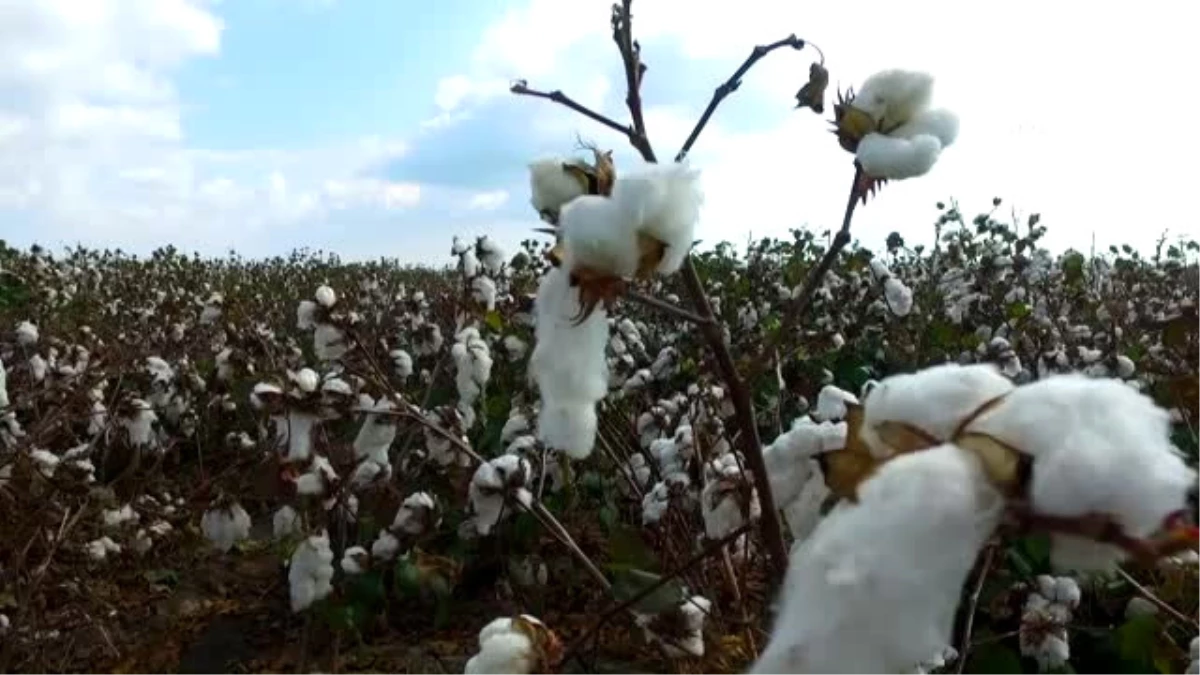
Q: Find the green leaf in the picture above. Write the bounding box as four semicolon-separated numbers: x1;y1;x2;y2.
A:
606;526;659;571
1007;302;1031;320
393;557;422;597
1013;533;1051;575
1062;252;1085;283
598;504;618;532
1115;614;1160;672
143;568;179;587
965;642;1024;673
484;310;504;332
609;568;686;615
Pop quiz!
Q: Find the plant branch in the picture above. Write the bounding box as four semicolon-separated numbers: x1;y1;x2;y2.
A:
559;522;753;668
755;163;863;380
955;543;997;674
678;257;789;577
611;0;656;162
1114;566;1200;629
675;34;808;163
510;81;636;143
624;287;713;325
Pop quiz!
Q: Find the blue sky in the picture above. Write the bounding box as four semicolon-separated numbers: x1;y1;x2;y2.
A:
0;0;1194;266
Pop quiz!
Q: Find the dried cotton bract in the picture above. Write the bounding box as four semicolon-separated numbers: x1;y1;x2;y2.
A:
751;444;1004;674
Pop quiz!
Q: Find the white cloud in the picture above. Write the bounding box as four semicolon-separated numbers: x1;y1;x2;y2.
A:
466;189;510;211
452;0;1199;253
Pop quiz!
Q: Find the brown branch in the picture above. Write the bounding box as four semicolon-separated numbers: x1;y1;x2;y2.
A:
675;34;808;163
509;81;643;154
955;544;997;674
611;0;656;162
624;287;713;325
753;163;863;381
1114;566;1200;629
559;522;754;668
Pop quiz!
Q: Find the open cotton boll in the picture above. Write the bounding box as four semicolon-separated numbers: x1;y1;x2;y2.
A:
813;385;858;422
393;491;439;535
371;530;401;561
783;463;833;544
390;349;414;379
612;161;703;275
478;236;506;274
273;505;300;539
852;69;935;129
471;276;498;311
528;268;609;459
860;363;1014;459
636;595;713;658
296;300;318;330
0;358;9;409
750;444;1004;674
340;546;369;575
465;616;552;674
470;455;532;535
856;133;944;180
200;503;252;553
15;320;39;346
529;157;587;221
85;536;122;562
271;410;320;463
891;107;960;147
288;530;334;612
883;277;914;316
560;195;644;278
763;417;846;506
353;397;397;466
964;374;1196;571
315;284;337;308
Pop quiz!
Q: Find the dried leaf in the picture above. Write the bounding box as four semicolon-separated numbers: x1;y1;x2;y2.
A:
635;231;667;279
956;432;1023;495
816;404;884;501
831;88;876;153
795;61;829;114
569;266;627;325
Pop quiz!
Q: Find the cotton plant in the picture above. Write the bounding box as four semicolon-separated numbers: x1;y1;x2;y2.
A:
753;359;1197;672
467;454;533;536
452;327;493;429
464;614;562;674
832;68;959;181
634;595;713;658
200;501;252;553
288;530;335;612
1019;575;1081;671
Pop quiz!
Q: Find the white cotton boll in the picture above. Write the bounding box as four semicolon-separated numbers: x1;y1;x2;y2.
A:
560;195;644;278
859;363;1014;459
28;354;47;382
479;236;505;274
750;444;1004;674
353;398;397;466
313;323;347;361
85;536;121;562
851;69;935;128
273;505;300;539
891;107;959;148
102;504;139;529
15;320;39;346
471;276;498;310
297;300;318;330
783;462;833;544
856;132;944;180
393;491;438;535
529;267;609;458
529;157;587;220
813;385;859;422
1116;354;1136;379
470;455;531;535
341;546;369;575
272;410;320;463
315;284;337;308
288;530;335;612
464;617;538;674
295;454;338;496
883;277;914;316
614;161;703;275
500;413;530;443
0;358;9;409
637;596;712;658
966;374;1196;571
702;474;760;539
371;530;401;561
502;335;528;360
1187;636;1199;674
461;249;480;279
763;417;846;506
390;349;413;379
291;368;320;394
200;503;252;553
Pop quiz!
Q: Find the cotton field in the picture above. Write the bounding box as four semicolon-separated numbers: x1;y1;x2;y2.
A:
1;3;1197;673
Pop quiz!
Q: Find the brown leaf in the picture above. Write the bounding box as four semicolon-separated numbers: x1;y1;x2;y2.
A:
816;404;884;501
635;231;667;279
795;61;829;114
955;432;1023;496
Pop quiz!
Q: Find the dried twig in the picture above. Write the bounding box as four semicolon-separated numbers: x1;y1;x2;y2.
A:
1115;566;1200;629
955;544;997;674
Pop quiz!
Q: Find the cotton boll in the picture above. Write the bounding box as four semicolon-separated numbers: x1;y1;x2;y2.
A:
529;157;587;221
273;505;300;539
883;277;914;316
1116;355;1136;379
393;491;439;535
763;417;846;506
750;444;1004;674
15;320;39;346
783;463;833;544
200;503;252;553
315;284;337;308
636;595;713;658
371;530;401;561
296;300;318;330
469;455;532;535
353;397;397;467
813;385;859;422
464;616;555;674
390;349;413;379
859;363;1014;460
560;195;644;278
471;276;498;311
851;69;935;128
313;323;347;361
288;531;335;612
290;368;320;394
612;161;703;275
341;546;369;575
965;374;1196;571
856;132;944;180
529;268;609;459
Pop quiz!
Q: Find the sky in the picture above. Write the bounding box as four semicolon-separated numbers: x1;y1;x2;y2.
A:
0;0;1196;266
